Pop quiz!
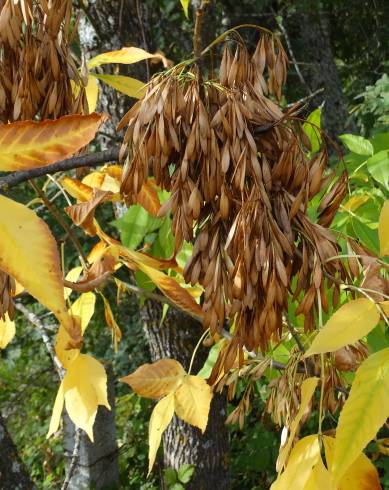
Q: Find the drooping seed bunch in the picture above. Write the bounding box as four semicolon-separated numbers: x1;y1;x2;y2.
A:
119;32;348;354
0;0;86;122
0;270;15;320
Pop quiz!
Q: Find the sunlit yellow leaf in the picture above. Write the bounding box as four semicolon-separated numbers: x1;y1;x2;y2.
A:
342;194;369;212
304;456;334;490
323;436;381;490
47;379;65;438
0;313;15;349
277;377;319;471
82;172;121;194
55;324;80;369
92;73;146;99
174;375;213;433
0;195;73;333
69;292;96;333
120;358;186;399
85;76;99;113
331;347;389;483
379;200;389;256
100;293;122;351
63;354;110;441
271;435;321;490
180;0;190;18
61;176;93;202
64;266;83;300
0;113;107;171
148;393;174;475
304;299;379;356
87;47;159;69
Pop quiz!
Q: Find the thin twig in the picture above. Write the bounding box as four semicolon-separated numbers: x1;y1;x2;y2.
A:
274;13;311;93
61;428;82;490
135;0;150;81
14;302;64;378
286;87;324;108
30;181;88;268
0;148;121;192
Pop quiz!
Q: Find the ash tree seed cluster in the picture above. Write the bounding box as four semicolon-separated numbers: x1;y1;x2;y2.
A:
118;31;349;361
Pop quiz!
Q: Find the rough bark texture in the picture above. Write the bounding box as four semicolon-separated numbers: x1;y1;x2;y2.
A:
286;6;356;137
63;365;119;490
141;301;231;490
0;414;36;490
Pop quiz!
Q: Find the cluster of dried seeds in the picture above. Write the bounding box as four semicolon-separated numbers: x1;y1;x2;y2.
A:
0;0;86;122
119;33;348;355
0;270;15;320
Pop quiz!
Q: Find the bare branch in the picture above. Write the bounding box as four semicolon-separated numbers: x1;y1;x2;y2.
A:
0;148;121;192
61;428;82;490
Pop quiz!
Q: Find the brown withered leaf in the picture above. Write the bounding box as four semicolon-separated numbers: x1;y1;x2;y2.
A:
65;188;113;235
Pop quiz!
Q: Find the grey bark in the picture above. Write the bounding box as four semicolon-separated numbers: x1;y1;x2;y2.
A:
141;301;231;490
0;413;36;490
63;365;119;490
285;5;356;137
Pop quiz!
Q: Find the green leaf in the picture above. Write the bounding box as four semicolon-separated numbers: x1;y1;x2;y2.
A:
197;340;224;378
92;73;146;99
303;108;322;153
170;484;185;490
112;205;160;250
164;468;178;486
177;463;195;484
367;150;389;189
180;0;190;18
331;347;389;483
371;132;389;153
134;270;156;292
349;218;380;255
339;134;374;156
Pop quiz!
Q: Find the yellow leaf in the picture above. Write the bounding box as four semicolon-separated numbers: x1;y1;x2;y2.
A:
92;73;146;99
174;375;213;433
323;436;381;490
277;377;319;471
87;47;159;69
379;200;389;256
180;0;190;18
61;176;94;202
0;313;15;349
69;292;96;333
63;354;110;441
120;358;186;399
100;294;122;351
0;113;107;171
304;299;379;356
55;324;80;368
331;347;389;483
271;435;321;490
304;456;335;490
342;194;369;212
64;266;83;300
0;195;73;333
148;393;175;475
85;76;99;113
82;171;121;194
47;379;65;438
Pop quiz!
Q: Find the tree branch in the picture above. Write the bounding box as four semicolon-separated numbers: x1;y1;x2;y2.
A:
0;148;121;192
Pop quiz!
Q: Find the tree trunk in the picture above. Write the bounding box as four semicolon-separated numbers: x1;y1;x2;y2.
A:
285;5;356;137
0;413;36;490
141;301;231;490
63;365;119;490
78;3;231;488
